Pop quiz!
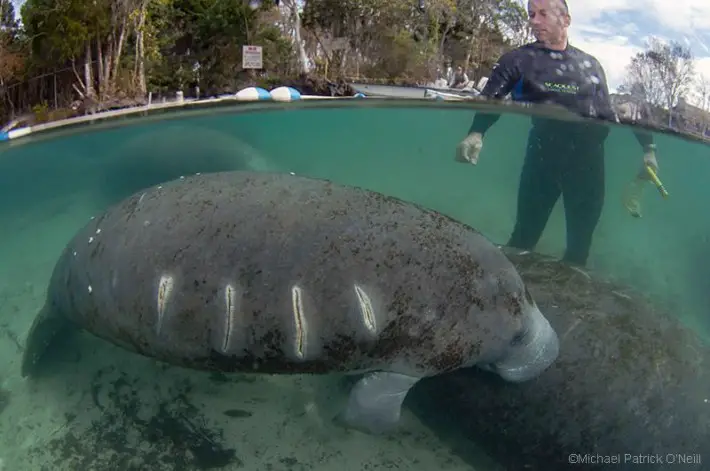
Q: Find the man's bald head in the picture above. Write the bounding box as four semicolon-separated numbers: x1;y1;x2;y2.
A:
528;0;571;50
530;0;569;14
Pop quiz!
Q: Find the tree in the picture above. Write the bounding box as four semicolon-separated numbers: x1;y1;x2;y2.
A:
302;0;418;77
497;0;534;47
435;0;530;80
690;74;710;136
277;0;309;74
694;74;710;111
1;0;541;123
0;0;18;33
0;0;24;115
620;38;695;127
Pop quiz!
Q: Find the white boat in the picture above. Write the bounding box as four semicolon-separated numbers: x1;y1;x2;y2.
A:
348;82;481;100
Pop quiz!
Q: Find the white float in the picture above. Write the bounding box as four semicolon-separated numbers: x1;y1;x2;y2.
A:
235;87;272;101
269;86;302;102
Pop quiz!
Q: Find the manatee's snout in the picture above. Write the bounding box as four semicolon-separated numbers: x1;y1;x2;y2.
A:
486;304;559;382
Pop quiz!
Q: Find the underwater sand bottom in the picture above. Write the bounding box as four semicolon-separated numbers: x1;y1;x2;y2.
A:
1;332;496;471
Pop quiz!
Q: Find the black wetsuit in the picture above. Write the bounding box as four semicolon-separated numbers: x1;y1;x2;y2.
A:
469;41;654;266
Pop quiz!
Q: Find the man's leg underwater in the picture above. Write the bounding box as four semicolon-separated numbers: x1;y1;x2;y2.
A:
561;147;605;266
508;140;562;251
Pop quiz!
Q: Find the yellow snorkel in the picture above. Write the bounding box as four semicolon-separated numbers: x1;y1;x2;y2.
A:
623;165;668;218
645;165;668;198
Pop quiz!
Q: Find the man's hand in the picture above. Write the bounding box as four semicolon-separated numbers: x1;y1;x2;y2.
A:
623;146;660;218
637;147;658;180
456;132;484;164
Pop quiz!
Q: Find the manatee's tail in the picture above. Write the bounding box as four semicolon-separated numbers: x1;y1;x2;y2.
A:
21;303;74;378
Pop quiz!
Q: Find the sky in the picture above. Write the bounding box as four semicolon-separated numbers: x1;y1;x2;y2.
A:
566;0;710;100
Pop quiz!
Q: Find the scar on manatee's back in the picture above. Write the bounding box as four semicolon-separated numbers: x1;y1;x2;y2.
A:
223;409;253;418
0;386;9;416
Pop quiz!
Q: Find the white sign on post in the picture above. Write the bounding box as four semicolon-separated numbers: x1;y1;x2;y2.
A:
242;45;263;69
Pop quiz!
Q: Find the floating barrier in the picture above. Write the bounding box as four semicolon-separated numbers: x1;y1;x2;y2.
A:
269;86;302;102
234;87;272;101
423;89;477;101
0;86;374;143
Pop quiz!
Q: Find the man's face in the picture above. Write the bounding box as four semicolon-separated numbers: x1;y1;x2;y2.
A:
528;0;570;45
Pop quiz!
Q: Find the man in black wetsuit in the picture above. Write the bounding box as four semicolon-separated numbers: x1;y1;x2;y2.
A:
455;0;659;267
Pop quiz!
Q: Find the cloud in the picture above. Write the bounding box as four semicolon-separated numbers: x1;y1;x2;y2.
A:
645;0;710;31
569;33;641;92
565;0;710;93
567;0;641;21
684;57;710;107
695;57;710;77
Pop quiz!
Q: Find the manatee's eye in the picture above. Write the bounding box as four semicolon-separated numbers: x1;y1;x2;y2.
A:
524;286;534;304
510;328;527;347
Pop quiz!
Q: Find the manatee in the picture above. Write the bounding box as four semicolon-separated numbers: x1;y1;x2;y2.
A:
21;171;559;434
98;124;276;207
408;247;710;470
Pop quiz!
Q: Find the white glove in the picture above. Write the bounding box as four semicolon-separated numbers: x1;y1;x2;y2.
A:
637;148;658;180
623;148;661;218
456;132;484;165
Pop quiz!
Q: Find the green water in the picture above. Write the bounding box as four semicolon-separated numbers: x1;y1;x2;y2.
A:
0;100;707;469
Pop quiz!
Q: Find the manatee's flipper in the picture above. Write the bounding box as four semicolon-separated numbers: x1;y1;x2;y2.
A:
21;303;75;378
339;371;421;434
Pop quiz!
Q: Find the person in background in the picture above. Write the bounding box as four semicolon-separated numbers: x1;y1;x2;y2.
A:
433;67;449;88
455;0;659;267
445;60;454;85
449;65;470;89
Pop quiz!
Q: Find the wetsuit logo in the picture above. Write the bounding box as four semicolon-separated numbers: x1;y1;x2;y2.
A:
544;82;579;94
